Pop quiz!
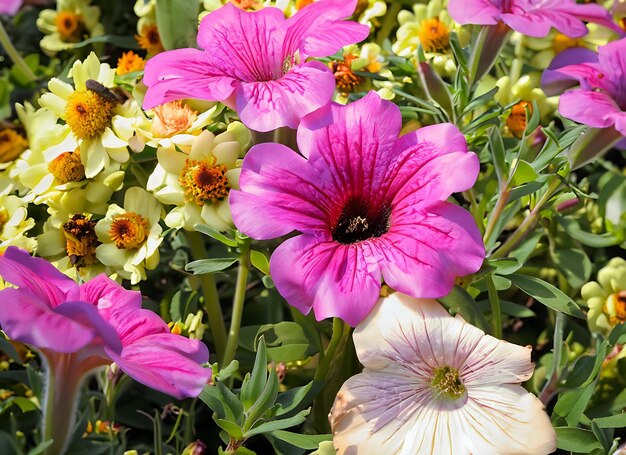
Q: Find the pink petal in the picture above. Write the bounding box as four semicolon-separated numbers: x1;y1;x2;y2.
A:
230;142;329;240
597;38;626;84
447;0;501;25
235;61;335;131
0;247;76;308
502;10;587;38
79;274;142;312
108;333;211;399
373;202;484;299
558;90;622;128
0;0;21;15
142;48;238;110
54;301;122;353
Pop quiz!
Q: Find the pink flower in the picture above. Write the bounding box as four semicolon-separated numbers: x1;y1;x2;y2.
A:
0;0;22;15
142;0;369;132
330;293;556;455
543;38;626;136
448;0;623;37
229;92;485;326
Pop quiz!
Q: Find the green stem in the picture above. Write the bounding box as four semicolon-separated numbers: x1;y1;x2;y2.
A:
375;1;401;45
186;231;227;363
0;20;37;83
314;318;346;381
222;241;250;368
486;274;502;339
483;186;511;247
491;177;561;259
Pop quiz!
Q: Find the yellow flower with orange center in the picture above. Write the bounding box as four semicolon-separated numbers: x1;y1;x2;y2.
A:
116;51;146;75
0;129;28;164
55;11;87;42
0;195;36;252
96;187;163;284
62;213;99;267
136;23;165;56
64;88;116;140
583;258;626;335
418;17;450;53
47;148;86;184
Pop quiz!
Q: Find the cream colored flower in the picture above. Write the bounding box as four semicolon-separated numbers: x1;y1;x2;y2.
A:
39;52;146;178
0;195;36;253
95;187;163;284
330;293;556;455
36;0;104;55
582;258;626;336
146;129;242;232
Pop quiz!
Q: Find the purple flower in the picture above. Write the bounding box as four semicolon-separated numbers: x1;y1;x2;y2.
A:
229;92;485;326
142;1;369;132
0;0;22;15
543;38;626;136
448;0;623;37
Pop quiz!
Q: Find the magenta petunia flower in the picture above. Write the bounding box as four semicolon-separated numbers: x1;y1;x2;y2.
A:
229;92;485;326
0;247;211;453
542;38;626;137
142;0;369;132
0;0;22;15
448;0;623;37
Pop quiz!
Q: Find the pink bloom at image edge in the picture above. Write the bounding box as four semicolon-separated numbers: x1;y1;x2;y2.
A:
0;0;22;15
0;247;211;399
142;0;370;132
448;0;624;37
543;37;626;136
229;92;485;327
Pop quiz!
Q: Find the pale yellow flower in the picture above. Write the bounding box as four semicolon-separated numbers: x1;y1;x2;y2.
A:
0;195;36;253
582;258;626;336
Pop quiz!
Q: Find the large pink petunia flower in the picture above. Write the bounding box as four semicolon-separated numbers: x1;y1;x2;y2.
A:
142;0;369;132
543;38;626;137
0;247;211;453
448;0;623;37
229;92;485;326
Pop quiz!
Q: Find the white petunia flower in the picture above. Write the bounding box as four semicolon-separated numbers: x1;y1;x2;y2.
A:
330;293;556;455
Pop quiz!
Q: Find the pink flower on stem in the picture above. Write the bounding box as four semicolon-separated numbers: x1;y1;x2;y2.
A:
448;0;623;37
230;92;485;326
0;247;211;454
0;0;22;15
142;0;369;132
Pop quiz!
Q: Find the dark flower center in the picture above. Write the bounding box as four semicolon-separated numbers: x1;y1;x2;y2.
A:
331;198;390;244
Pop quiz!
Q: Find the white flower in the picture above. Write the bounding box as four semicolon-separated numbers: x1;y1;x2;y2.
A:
330;293;556;455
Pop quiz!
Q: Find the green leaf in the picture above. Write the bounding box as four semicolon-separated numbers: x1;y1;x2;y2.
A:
511;160;538;186
215;419;244;439
257;322;314;363
553;381;596;426
250;250;270;275
245;367;279;430
438;285;490;331
217;380;244;422
269;430;331;450
155;0;199;50
27;440;54;455
72;34;140;49
489;126;507;186
241;338;268;410
186;258;237;274
592;413;626;429
598;175;626;234
244;409;310;438
555;427;602;452
556;216;622;247
193;224;237;247
476;299;536;318
275;382;314;416
508;274;584;318
198;385;226;418
552;248;591;289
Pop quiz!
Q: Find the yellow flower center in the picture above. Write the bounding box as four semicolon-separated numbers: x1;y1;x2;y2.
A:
419;18;451;53
116;51;146;76
296;0;314;9
506;101;532;138
108;212;150;250
552;33;583;54
136;24;165;55
151;100;198;138
55;11;87;43
608;291;626;325
330;53;362;94
179;159;230;206
48;148;85;183
65;88;116;140
0;129;28;163
63;214;99;267
431;366;466;401
232;0;263;10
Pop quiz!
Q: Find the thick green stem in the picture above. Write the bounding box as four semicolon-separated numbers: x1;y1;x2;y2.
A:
186;231;227;362
0;20;37;83
486;274;502;339
314;318;347;382
221;242;250;368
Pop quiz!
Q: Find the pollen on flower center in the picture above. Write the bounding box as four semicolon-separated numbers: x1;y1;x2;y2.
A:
48;148;85;183
0;129;28;163
65;88;116;140
55;11;87;43
63;214;99;266
109;212;150;249
151;100;198;138
608;291;626;324
430;366;467;401
179;159;230;206
418;18;451;54
331;197;391;244
330;53;362;94
506;101;532;138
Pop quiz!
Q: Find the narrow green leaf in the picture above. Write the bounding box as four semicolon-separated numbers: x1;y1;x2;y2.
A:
508;274;584;318
185;258;237;274
193;224;237;247
593;413;626;429
555;427;602;452
244;409;310;438
241;337;268;409
269;430;331;449
250;250;270;275
556;217;621;247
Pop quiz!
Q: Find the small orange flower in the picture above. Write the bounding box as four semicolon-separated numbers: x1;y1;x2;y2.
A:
116;51;146;75
506;101;533;138
330;53;362;94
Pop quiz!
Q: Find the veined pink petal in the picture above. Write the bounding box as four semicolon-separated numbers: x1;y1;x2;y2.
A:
0;247;77;308
501;9;588;38
142;49;237;110
235;61;335;131
559;90;623;128
447;0;501;25
108;333;211;399
79;274;142;311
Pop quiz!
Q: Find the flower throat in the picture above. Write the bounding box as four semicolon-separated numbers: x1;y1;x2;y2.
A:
331;197;390;244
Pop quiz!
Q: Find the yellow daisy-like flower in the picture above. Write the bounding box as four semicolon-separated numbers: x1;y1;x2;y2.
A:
95;187;163;284
146;128;243;232
116;51;146;76
0;195;36;253
38;52;146;179
36;0;104;55
392;0;469;77
582;258;626;336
